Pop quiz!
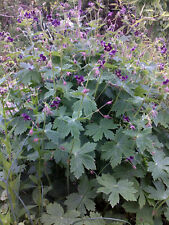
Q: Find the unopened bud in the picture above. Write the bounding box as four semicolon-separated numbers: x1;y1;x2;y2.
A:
29;128;33;135
106;101;112;105
82;88;90;94
132;165;137;170
103;115;112;119
33;138;39;142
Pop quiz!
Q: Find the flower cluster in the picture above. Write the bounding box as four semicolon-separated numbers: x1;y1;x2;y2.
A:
159;63;164;71
17;10;39;23
39;54;47;61
0;31;14;42
115;70;128;81
131;46;136;52
126;156;134;163
104;43;112;52
160;45;167;54
43;105;52;115
98;60;105;70
50;97;61;108
46;15;60;27
0;87;7;95
21;113;31;121
123;115;130;122
163;79;169;85
109;49;117;56
74;75;84;85
51;19;60;27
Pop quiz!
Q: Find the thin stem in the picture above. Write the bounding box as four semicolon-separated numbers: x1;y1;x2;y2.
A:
72;217;131;225
67;139;75;195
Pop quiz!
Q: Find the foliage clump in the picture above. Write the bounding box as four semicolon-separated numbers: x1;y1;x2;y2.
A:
0;0;168;224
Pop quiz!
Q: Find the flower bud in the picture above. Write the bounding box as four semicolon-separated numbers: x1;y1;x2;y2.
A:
29;128;33;135
33;138;39;142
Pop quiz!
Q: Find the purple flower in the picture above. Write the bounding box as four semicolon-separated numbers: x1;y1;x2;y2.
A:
131;46;136;52
50;97;61;108
134;31;139;36
109;49;117;56
98;60;105;69
0;32;4;37
24;12;31;19
108;12;113;17
104;43;112;52
159;63;164;71
161;45;167;54
74;75;84;85
52;19;60;27
17;18;22;23
88;2;94;7
115;70;128;81
0;87;7;95
121;75;128;81
46;15;52;21
18;54;23;59
66;72;71;76
115;70;122;78
123;115;130;122
100;40;105;46
120;7;126;14
33;17;38;22
126;156;134;162
7;37;14;42
39;54;46;61
134;22;139;27
163;79;169;85
31;10;36;16
130;124;136;130
21;113;31;121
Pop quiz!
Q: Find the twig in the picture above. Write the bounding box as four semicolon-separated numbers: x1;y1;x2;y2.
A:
0;13;16;18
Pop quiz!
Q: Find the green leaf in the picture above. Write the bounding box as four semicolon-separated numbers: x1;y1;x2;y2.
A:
148;151;169;181
113;164;145;179
73;95;97;117
134;86;147;97
26;151;39;161
138;189;146;209
44;89;55;99
65;176;96;215
101;129;134;168
54;149;68;164
16;69;41;85
85;119;117;142
70;141;96;179
45;123;59;144
145;181;169;204
97;174;137;208
41;202;80;225
111;94;135;116
136;205;154;225
164;207;169;221
53;114;84;138
124;128;153;152
14;118;30;135
153;110;169;128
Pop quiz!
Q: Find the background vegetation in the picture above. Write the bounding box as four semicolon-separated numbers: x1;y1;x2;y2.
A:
0;0;169;225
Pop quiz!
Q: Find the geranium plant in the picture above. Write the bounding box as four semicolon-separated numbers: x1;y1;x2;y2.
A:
0;1;168;224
